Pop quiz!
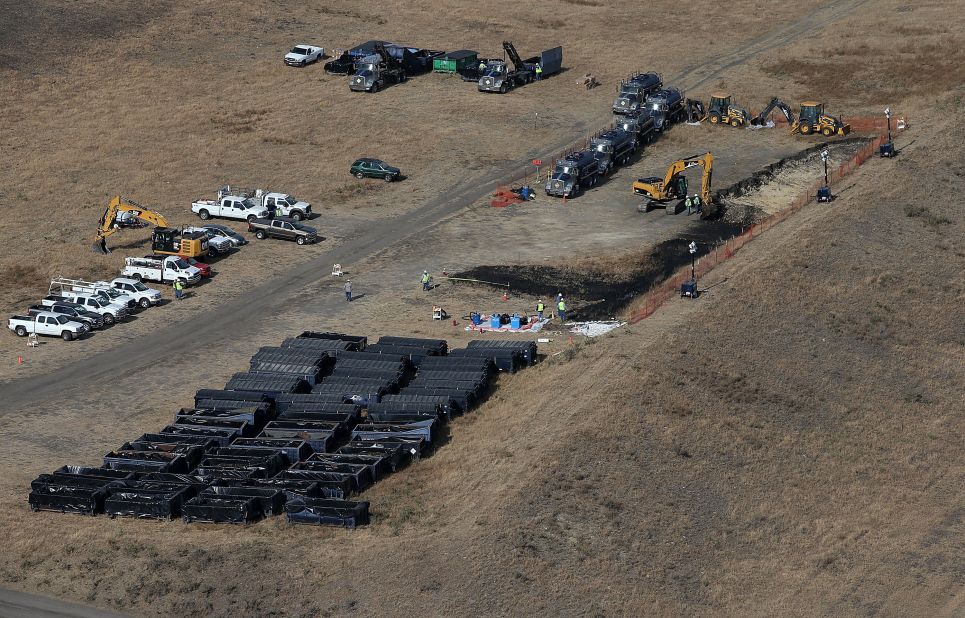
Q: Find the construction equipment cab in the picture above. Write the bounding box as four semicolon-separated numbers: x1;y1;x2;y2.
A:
791;102;850;136
93;196;169;254
633;152;714;215
151;227;209;258
706;92;750;128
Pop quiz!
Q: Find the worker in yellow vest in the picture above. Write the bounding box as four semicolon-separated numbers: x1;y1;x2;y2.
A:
421;270;431;291
536;299;545;319
557;298;567;322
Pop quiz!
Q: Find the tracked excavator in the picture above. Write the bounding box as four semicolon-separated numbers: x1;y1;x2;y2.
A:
632;152;714;216
751;97;795;126
93;196;208;258
790;101;850;136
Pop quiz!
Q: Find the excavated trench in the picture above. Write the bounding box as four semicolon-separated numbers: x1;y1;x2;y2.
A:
456;138;870;320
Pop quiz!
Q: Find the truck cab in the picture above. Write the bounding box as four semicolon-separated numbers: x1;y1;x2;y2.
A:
590;129;637;175
151;227;209;258
612;73;662;115
544;151;600;198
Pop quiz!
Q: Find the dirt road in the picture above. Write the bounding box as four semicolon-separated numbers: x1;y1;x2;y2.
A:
0;587;129;618
0;0;873;412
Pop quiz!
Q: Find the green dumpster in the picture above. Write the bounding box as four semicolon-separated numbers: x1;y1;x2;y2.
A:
433;50;478;73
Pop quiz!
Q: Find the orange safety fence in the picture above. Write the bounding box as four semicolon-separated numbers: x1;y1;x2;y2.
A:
626;133;888;324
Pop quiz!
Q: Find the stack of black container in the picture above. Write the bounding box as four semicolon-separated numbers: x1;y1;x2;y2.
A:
28;332;539;528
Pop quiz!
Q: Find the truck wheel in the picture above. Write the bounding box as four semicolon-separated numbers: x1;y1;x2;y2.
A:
198;209;210;220
822;126;833;136
384;174;394;182
296;236;306;246
62;331;73;342
499;83;508;94
247;215;257;223
132;273;143;282
355;171;365;179
256;230;267;240
291;211;303;221
800;124;811;134
15;326;26;337
103;314;115;326
139;297;151;309
208;248;218;258
709;113;720;124
371;82;380;93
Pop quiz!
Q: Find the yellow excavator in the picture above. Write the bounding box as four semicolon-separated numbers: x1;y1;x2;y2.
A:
790;101;850;136
93;196;208;258
632;152;714;215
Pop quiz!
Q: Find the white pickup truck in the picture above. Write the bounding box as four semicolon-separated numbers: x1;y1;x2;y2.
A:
193;187;312;221
192;194;270;223
9;311;87;341
122;256;202;286
50;277;138;312
261;192;312;221
108;278;163;308
58;292;128;325
285;44;325;67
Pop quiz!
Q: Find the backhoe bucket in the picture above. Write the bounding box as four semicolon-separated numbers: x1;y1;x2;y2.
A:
92;238;111;254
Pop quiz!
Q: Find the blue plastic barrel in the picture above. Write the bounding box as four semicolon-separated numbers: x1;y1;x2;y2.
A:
470;312;482;326
510;315;521;329
490;315;501;329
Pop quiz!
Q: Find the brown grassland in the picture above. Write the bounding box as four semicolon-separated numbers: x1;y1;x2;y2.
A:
0;0;962;615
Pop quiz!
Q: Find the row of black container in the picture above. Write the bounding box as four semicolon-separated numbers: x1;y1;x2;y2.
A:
29;332;538;528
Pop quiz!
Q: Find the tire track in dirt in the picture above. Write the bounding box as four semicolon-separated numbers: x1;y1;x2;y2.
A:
0;0;868;410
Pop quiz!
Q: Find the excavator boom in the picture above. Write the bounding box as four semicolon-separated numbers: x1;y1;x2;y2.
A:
93;196;169;254
752;97;795;126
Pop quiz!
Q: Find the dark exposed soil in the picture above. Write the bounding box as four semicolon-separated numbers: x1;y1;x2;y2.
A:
455;220;743;320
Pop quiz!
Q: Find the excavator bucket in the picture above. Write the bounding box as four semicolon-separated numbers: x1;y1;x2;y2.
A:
92;238;111;254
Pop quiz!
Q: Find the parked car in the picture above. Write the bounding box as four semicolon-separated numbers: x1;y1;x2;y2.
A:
182;257;212;278
285;44;325;67
9;312;87;340
248;217;318;245
350;158;401;182
201;224;248;247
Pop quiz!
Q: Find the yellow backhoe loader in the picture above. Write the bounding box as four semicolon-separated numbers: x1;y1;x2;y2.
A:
790;101;850;136
633;152;714;216
93;196;208;258
706;93;750;128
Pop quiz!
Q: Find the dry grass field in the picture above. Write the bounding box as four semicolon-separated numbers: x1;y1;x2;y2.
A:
0;0;962;615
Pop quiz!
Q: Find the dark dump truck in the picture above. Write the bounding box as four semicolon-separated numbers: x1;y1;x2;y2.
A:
544;151;601;199
642;87;686;132
613;112;656;146
248;217;319;245
612;72;663;115
349;42;406;92
589;128;637;176
328;40;443;78
477;42;562;93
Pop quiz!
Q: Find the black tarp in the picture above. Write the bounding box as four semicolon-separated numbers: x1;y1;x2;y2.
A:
285;498;370;528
